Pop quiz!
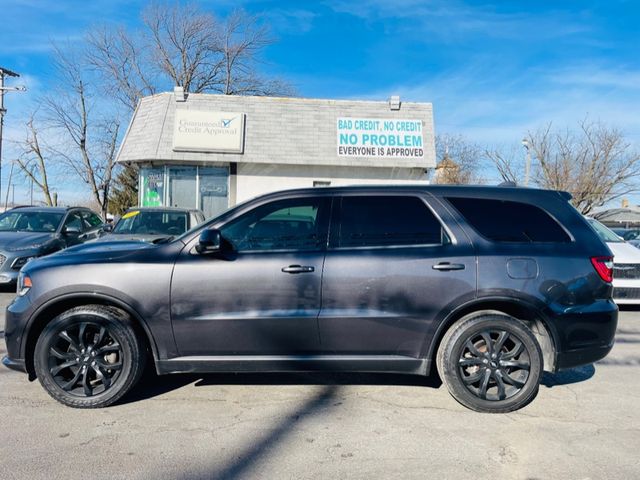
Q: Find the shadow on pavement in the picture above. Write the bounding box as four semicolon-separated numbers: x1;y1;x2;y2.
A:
176;385;340;480
541;364;595;388
121;369;442;405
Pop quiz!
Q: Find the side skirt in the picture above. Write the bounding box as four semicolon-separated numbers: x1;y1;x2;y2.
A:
155;355;431;376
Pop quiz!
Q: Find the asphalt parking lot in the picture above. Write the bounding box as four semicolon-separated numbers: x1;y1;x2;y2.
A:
1;290;639;480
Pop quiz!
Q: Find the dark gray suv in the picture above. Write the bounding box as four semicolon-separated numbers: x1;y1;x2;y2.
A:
3;186;617;412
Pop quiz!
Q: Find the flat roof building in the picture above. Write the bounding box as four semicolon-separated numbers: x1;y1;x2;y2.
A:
116;89;436;218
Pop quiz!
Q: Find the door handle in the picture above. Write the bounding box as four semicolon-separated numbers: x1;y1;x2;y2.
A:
281;265;315;274
432;262;466;271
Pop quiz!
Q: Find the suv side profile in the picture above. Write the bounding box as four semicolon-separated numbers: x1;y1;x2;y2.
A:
3;186;617;413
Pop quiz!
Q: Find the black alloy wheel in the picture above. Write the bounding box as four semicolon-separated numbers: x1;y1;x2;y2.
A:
47;322;123;397
437;314;543;413
458;329;531;402
34;305;145;408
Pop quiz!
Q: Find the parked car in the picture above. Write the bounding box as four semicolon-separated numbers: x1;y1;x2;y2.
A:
587;218;640;304
3;186;617;413
0;206;104;284
96;207;205;243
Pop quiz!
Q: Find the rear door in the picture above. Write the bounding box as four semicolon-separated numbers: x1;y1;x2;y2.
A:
318;193;476;358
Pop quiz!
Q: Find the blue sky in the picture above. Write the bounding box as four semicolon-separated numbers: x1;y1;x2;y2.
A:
1;0;639;204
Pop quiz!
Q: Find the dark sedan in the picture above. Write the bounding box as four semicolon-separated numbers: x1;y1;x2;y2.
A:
0;206;104;284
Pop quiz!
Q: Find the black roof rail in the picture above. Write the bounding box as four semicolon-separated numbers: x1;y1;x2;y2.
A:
498;181;518;187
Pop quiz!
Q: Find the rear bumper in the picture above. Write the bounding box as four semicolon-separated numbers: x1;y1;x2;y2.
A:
550;299;618;370
556;344;614;370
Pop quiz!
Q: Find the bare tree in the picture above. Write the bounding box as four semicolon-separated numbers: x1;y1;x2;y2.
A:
43;46;120;219
487;120;640;214
433;134;484;184
86;3;294;212
87;3;294;107
14;117;57;206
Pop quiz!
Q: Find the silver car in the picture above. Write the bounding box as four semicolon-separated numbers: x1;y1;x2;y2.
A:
0;206;104;284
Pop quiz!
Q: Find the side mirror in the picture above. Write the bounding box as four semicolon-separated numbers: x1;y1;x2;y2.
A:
102;223;114;233
63;225;82;235
196;228;221;254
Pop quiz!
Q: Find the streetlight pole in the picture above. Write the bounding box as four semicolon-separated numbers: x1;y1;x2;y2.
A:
522;138;531;187
0;66;26;211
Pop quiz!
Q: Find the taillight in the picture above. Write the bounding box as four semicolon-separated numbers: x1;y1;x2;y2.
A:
591;256;614;283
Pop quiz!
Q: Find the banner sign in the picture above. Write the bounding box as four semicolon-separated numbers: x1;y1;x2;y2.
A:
337;117;425;159
173;109;245;153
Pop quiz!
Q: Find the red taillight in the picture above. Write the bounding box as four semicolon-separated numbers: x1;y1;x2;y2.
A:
591;256;614;283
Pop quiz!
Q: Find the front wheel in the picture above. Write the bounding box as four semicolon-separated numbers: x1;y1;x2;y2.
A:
34;305;145;408
437;314;543;413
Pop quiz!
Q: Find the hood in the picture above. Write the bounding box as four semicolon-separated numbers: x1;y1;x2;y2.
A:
606;241;640;264
0;231;56;251
93;233;172;244
23;240;158;274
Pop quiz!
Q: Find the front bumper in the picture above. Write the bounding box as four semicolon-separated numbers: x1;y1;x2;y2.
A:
2;355;26;373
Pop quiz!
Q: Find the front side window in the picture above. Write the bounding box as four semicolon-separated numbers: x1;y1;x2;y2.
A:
63;212;84;232
221;198;329;252
336;196;445;248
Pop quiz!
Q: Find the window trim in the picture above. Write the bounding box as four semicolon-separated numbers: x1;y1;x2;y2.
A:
329;194;453;251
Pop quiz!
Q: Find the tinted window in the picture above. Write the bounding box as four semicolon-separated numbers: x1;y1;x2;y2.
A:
64;212;84;232
221;198;329;251
337;196;444;247
447;197;571;243
82;211;103;228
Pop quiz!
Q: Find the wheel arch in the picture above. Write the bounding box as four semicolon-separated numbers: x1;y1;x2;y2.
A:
427;298;558;373
23;293;159;379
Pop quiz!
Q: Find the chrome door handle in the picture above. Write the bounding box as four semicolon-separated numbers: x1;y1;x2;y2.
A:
432;262;466;271
281;265;315;274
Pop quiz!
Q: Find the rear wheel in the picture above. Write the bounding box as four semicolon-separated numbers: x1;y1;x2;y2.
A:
437;314;543;413
34;305;145;408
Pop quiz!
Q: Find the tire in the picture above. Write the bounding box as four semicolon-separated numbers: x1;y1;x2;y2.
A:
34;305;146;408
436;314;543;413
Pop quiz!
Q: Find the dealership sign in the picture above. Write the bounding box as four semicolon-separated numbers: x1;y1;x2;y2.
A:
173;109;245;153
337;117;425;159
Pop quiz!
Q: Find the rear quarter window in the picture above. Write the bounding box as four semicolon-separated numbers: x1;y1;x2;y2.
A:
446;197;571;243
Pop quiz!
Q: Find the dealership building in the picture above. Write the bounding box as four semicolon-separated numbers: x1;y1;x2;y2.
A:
116;88;436;218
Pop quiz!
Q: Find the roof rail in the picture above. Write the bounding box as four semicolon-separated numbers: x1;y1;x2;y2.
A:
498;181;518;187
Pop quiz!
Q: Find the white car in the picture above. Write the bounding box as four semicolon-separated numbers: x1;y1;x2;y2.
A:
588;218;640;304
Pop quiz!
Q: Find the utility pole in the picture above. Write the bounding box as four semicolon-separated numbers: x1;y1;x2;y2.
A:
521;138;531;187
0;66;26;211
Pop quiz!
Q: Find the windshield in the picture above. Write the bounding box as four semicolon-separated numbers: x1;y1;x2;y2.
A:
0;210;64;233
114;210;189;235
587;218;624;243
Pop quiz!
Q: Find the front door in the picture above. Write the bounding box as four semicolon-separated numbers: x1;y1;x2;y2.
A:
319;194;476;358
171;196;331;356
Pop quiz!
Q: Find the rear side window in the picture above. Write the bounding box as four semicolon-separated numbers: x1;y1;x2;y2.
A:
337;196;445;247
447;197;571;243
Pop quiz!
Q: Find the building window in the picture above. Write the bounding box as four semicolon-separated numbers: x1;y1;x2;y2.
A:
140;167;165;207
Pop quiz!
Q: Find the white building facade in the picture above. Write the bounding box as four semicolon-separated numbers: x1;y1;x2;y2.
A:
116;89;436;218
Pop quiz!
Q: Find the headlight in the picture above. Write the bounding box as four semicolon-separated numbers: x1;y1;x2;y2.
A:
17;273;32;296
11;256;35;270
